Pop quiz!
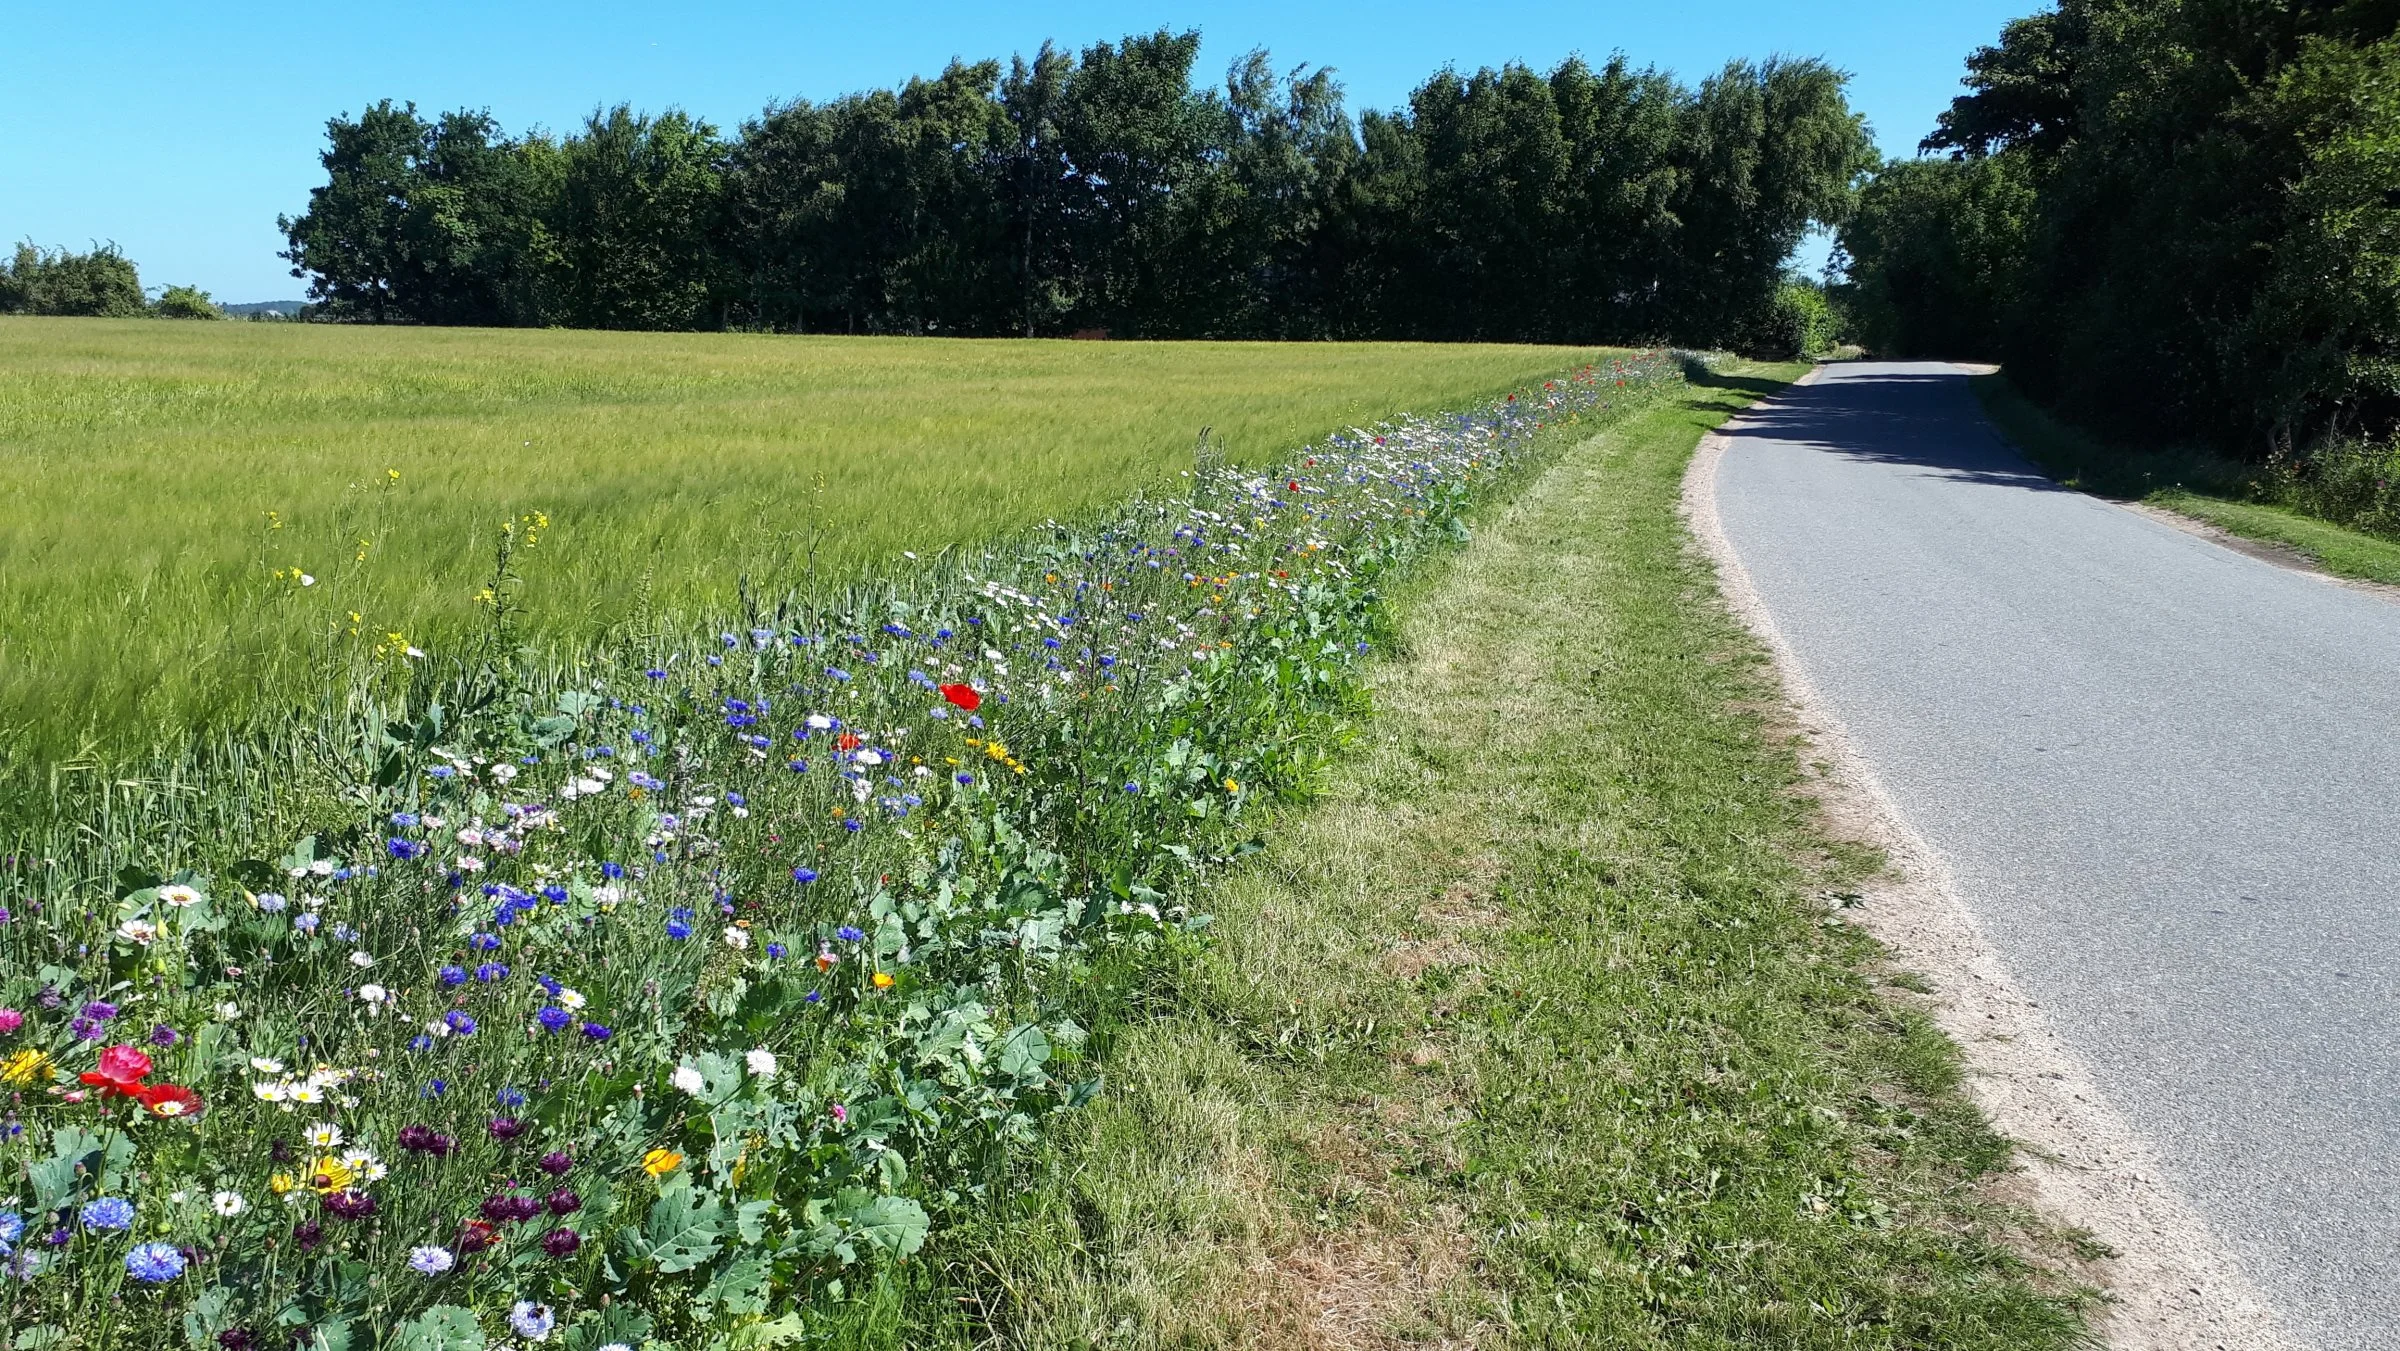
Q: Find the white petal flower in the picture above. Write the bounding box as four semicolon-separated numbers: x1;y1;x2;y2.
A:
357;983;387;1004
670;1065;706;1096
349;950;374;968
303;1121;344;1148
722;926;749;950
745;1048;778;1079
157;884;203;908
211;1191;247;1217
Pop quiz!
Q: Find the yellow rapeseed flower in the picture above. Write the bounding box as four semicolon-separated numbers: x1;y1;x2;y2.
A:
642;1148;683;1178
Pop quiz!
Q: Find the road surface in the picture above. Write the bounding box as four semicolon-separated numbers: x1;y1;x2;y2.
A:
1708;361;2400;1351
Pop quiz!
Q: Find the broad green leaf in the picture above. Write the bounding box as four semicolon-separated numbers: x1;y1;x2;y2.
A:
391;1306;484;1351
645;1178;727;1273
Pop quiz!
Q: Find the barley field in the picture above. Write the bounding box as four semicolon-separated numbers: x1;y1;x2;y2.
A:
0;319;1604;768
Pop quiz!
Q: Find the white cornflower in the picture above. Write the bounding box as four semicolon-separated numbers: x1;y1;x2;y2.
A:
357;983;387;1004
349;950;375;968
670;1065;706;1096
721;926;749;950
745;1048;778;1079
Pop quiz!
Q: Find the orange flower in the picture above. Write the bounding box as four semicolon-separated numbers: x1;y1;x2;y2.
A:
641;1148;683;1178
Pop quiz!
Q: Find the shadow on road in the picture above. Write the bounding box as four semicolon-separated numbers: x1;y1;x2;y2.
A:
1728;365;2067;493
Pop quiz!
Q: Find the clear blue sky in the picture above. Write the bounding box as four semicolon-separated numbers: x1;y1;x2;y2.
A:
1;1;2026;303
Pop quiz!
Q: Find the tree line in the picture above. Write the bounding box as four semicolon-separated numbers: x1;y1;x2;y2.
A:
1837;0;2400;455
277;31;1873;347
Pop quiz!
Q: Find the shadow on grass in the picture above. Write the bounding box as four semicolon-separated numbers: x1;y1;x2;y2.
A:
1680;356;1794;400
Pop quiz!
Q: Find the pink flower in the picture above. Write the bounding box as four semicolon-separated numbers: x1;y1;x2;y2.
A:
0;1009;22;1034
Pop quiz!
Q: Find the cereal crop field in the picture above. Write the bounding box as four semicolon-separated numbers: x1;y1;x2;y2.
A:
0;319;1606;770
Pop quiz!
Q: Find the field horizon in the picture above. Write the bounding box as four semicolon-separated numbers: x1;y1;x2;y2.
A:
0;317;1613;772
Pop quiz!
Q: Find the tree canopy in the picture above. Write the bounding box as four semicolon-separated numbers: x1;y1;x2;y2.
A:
278;34;1874;347
1839;0;2400;453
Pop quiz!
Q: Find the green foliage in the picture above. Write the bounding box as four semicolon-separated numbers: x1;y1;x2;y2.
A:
1844;0;2400;452
1837;153;2033;359
277;36;1872;345
1;242;146;317
153;285;224;320
1747;275;1841;358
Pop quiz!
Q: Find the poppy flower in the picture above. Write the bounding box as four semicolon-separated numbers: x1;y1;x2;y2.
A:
79;1045;152;1098
836;731;863;752
137;1082;203;1118
937;683;981;712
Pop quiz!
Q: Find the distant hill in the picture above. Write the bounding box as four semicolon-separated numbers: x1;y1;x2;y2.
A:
223;300;307;317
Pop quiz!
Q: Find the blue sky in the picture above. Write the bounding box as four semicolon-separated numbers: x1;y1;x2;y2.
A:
1;2;2027;302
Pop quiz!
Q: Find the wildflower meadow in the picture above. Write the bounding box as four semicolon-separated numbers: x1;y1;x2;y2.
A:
0;352;1678;1350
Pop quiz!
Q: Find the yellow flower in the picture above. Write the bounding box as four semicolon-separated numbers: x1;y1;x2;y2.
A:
306;1156;357;1194
269;1173;296;1195
872;971;895;990
1223;778;1240;794
1;1049;55;1086
642;1148;683;1178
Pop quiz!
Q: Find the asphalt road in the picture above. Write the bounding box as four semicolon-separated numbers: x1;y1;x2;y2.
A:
1709;362;2400;1351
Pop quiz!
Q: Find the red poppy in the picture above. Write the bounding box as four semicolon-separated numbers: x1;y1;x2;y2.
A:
1286;480;1300;492
79;1045;152;1098
937;684;981;713
834;731;862;752
137;1082;203;1118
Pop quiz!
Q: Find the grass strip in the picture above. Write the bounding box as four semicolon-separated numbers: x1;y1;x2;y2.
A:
954;362;2093;1349
1973;374;2400;588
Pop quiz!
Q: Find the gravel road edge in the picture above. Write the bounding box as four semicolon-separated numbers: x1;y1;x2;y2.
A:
1680;365;2306;1351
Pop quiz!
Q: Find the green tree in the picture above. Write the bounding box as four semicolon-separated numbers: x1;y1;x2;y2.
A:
2;242;146;316
550;106;730;330
1837;153;2034;358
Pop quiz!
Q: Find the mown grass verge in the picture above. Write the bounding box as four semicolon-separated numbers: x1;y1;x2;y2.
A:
1973;374;2400;587
939;364;2095;1347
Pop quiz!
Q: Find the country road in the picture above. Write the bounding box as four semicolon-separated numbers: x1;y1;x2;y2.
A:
1706;362;2400;1351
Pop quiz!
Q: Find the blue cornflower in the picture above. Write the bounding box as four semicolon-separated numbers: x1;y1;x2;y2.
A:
843;819;863;833
438;965;466;987
541;885;568;904
536;1007;572;1033
600;861;624;879
124;1241;186;1283
0;1211;23;1253
805;991;823;1004
80;1000;118;1022
79;1198;135;1231
409;1035;435;1052
955;772;974;786
497;1086;527;1108
580;1022;613;1041
792;868;819;885
645;668;667;680
825;667;851;682
391;811;420;828
386;838;425;860
665;917;692;941
1043;637;1062;649
537;974;562;996
470;933;501;952
765;942;787;960
444;1011;478;1037
836;925;865;943
428;765;456;780
1124;781;1142;794
509;1302;556;1341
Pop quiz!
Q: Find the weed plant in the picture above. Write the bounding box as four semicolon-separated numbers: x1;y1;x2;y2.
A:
0;353;1677;1350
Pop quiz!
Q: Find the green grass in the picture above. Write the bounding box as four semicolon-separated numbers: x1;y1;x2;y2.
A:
940;363;2092;1348
1973;373;2400;587
0;318;1607;768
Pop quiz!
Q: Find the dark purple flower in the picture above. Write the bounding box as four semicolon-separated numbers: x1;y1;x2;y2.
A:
148;1024;180;1048
487;1117;527;1141
80;1000;119;1022
544;1188;580;1216
271;1138;296;1164
540;1227;582;1258
217;1330;257;1351
322;1191;376;1221
537;1150;573;1176
456;1220;498;1254
293;1220;325;1250
398;1125;456;1157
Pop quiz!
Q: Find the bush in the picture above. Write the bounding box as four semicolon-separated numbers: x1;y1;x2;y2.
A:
2270;435;2400;540
154;285;224;320
1747;277;1838;359
2;242;147;317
